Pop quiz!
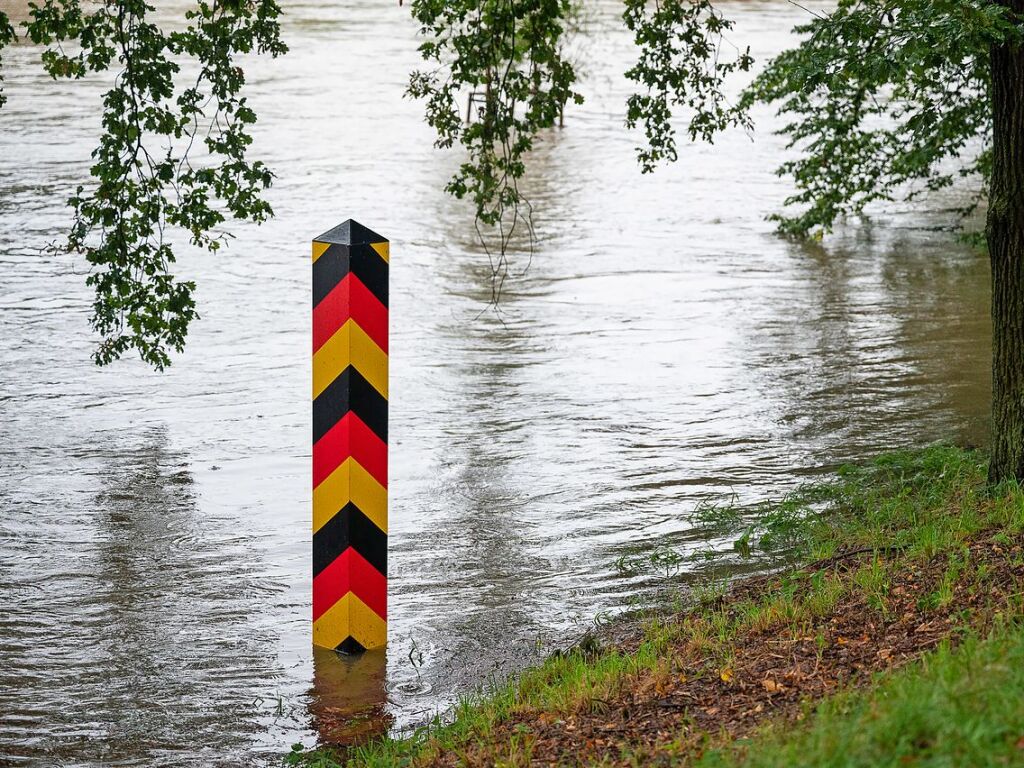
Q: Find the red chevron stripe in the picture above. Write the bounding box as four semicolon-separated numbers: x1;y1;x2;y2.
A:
311;547;387;622
312;273;389;354
312;412;388;489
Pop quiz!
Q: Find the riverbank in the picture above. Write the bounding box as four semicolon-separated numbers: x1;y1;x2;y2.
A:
290;446;1024;767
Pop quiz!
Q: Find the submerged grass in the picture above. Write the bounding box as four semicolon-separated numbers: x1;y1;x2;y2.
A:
289;446;1024;767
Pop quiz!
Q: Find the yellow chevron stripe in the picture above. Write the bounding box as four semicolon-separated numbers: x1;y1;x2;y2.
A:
312;241;331;263
313;592;387;650
313;457;388;534
370;241;389;263
312;319;388;400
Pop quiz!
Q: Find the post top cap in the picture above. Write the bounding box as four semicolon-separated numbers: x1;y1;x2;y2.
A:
315;219;387;246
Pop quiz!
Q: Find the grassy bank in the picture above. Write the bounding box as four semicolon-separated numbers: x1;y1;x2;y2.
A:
291;446;1024;767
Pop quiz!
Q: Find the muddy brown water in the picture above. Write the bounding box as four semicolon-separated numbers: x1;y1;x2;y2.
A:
0;0;990;764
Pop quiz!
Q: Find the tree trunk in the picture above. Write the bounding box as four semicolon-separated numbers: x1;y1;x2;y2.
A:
987;2;1024;483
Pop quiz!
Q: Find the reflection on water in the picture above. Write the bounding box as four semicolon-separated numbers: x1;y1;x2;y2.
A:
0;432;281;765
0;0;989;764
310;649;389;746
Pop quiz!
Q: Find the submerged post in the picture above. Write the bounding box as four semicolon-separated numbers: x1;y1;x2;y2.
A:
311;220;389;653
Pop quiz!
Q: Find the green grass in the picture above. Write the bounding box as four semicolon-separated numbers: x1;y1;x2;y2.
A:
289;446;1024;768
725;445;1024;564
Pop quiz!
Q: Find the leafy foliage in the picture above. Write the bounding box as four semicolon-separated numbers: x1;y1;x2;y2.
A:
4;0;1014;364
407;0;755;283
11;0;285;368
742;0;1020;237
407;0;582;286
623;0;753;172
0;11;14;108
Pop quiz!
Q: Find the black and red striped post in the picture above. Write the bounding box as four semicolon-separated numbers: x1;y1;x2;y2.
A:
311;220;389;653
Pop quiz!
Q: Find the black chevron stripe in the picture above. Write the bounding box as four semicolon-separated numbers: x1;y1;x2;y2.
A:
336;636;366;655
312;242;389;308
312;366;388;445
313;502;388;577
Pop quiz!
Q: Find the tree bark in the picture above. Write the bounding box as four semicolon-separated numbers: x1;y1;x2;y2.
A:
987;2;1024;483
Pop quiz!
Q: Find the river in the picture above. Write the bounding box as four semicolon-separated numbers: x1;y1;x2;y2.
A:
0;0;990;764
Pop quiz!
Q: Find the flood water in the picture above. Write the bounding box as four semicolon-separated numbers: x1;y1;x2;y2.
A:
0;0;991;765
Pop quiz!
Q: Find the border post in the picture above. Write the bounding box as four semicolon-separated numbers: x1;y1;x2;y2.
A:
311;220;389;653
